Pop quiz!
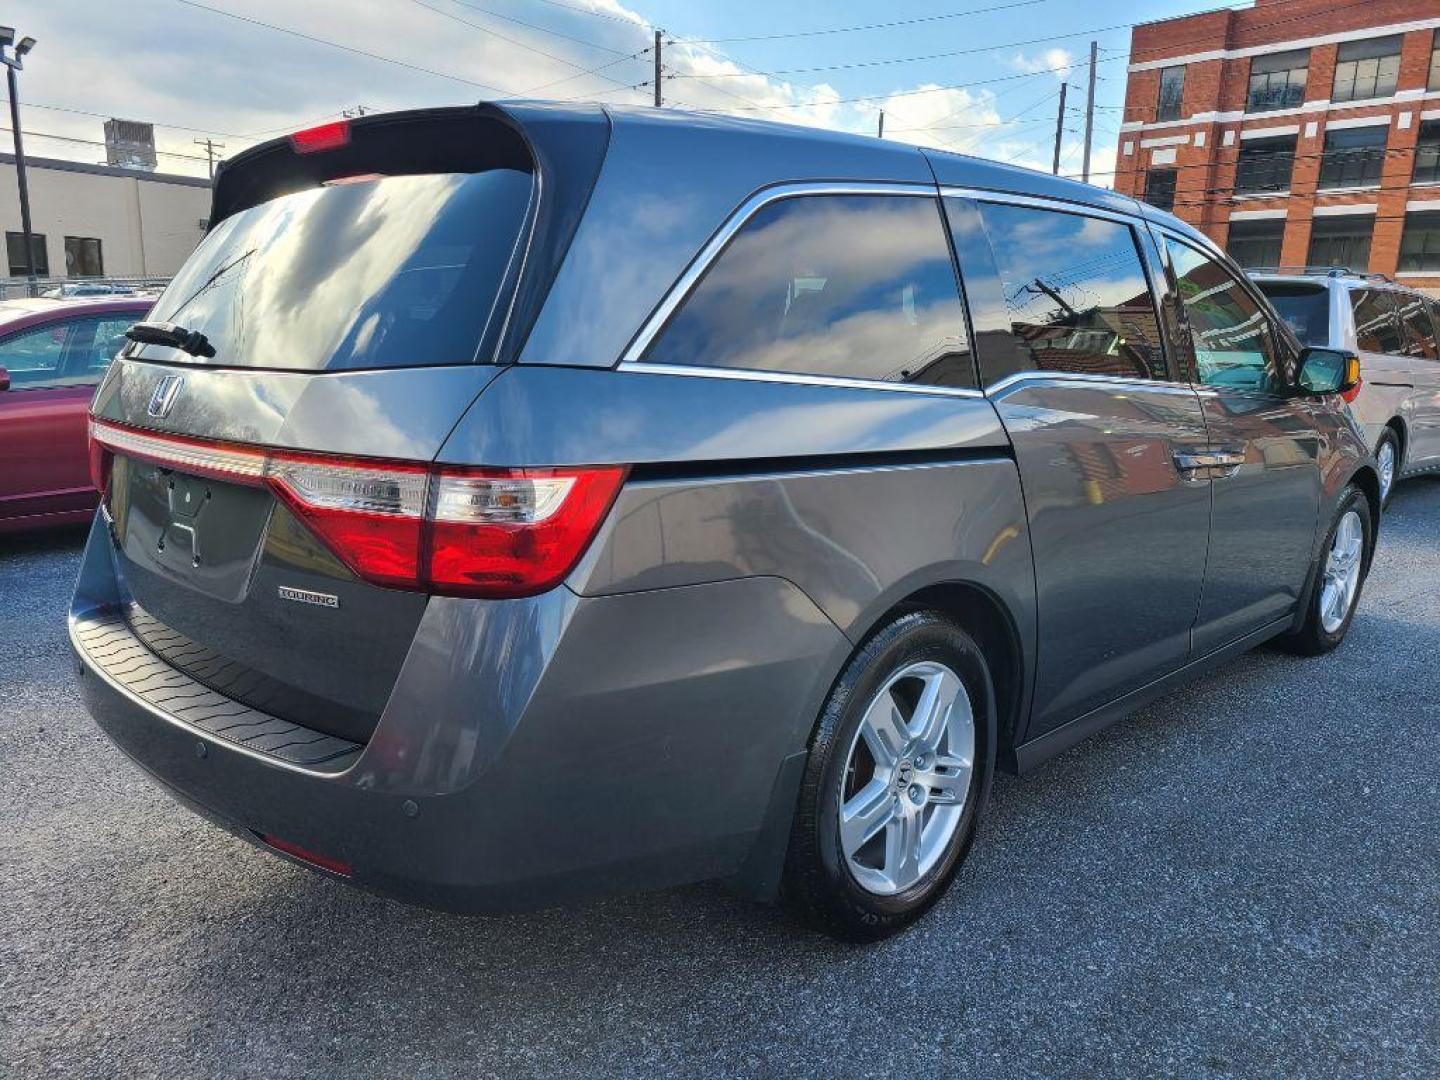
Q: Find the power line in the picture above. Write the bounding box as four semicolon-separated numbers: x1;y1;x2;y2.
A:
672;0;1053;44
669;24;1131;79
406;0;645;95
172;0;512;93
1092;140;1439;183
0;126;214;163
442;0;631;55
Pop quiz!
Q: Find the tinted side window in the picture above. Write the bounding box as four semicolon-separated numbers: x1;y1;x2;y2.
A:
974;203;1166;380
1165;238;1281;394
641;195;973;388
0;321;72;388
1258;282;1331;347
1350;289;1404;354
69;315;139;379
1396;292;1437;360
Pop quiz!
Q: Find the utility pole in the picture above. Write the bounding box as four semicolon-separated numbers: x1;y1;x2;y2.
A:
1082;40;1097;184
0;27;38;295
653;29;662;107
1051;83;1067;175
193;137;225;181
877;111;884;139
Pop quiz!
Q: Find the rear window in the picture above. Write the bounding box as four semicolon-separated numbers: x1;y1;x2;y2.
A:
1257;282;1330;346
131;169;533;371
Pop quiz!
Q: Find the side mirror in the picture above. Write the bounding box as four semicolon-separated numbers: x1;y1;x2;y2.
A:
0;365;9;392
1297;347;1361;397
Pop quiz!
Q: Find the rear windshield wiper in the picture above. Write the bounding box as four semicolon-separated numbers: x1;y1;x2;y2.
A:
125;321;217;358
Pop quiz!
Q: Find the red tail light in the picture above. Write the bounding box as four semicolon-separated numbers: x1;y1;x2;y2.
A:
289;119;351;154
88;419;626;598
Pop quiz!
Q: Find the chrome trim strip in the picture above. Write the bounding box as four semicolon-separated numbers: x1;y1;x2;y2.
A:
616;361;985;399
616;180;939;369
939;186;1143;225
985;371;1201;397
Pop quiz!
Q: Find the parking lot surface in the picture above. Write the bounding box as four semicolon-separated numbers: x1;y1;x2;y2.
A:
4;481;1439;1079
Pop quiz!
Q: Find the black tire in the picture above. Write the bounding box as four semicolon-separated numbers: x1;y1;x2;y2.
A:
782;610;996;942
1376;428;1401;510
1276;485;1373;657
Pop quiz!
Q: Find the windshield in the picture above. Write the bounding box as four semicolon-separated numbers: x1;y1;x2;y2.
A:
1257;281;1330;347
131;169;533;371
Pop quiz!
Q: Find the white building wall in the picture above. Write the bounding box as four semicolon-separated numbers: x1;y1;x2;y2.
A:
0;155;210;278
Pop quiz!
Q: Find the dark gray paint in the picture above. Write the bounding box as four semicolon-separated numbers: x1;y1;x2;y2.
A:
437;364;1007;467
990;378;1212;735
71;102;1378;913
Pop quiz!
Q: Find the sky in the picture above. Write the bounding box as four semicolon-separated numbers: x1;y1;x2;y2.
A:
5;0;1221;185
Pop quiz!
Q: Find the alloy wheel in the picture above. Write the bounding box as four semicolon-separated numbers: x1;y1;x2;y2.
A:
838;660;974;896
1319;510;1364;634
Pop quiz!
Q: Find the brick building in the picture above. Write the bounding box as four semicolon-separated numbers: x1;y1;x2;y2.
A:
1115;0;1440;293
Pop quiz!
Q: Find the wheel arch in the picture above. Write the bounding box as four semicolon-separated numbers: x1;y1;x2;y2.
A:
867;579;1030;774
1381;417;1407;468
1349;464;1381;555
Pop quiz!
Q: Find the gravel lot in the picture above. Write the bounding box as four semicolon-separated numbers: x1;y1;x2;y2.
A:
4;480;1439;1079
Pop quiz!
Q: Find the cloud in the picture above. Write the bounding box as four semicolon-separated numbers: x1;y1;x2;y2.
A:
1007;48;1076;81
6;0;1114;190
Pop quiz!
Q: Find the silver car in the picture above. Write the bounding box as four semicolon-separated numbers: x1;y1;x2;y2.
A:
72;104;1378;940
1254;270;1440;506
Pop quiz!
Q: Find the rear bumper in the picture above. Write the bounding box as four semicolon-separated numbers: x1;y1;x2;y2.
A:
72;515;848;911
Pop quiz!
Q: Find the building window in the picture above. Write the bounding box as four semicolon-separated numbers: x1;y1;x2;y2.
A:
1430;30;1440;92
64;237;104;277
1235;135;1297;194
1414;120;1440;184
1226;219;1285;270
5;231;47;276
1332;36;1403;103
1247;49;1309;113
1318;126;1387;189
1156;66;1185;122
1143;168;1178;212
1307;216;1374;271
1398;211;1440;272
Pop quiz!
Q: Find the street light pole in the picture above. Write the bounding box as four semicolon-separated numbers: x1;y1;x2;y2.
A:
1;28;38;296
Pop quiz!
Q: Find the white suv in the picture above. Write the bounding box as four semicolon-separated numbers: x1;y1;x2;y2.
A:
1254;270;1440;505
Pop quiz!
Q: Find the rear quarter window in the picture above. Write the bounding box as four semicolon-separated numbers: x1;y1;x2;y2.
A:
1350;289;1405;354
639;194;975;389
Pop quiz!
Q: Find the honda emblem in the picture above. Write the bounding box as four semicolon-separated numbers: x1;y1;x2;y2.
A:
147;374;184;419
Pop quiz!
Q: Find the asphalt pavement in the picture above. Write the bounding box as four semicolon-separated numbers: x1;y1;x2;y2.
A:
3;480;1439;1079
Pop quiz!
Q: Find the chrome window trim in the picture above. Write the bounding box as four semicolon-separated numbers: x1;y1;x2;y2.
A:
985;370;1202;398
616;181;951;391
941;187;1188;396
625;361;985;399
939;186;1143;226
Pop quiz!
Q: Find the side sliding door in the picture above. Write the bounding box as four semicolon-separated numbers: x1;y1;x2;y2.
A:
943;195;1211;740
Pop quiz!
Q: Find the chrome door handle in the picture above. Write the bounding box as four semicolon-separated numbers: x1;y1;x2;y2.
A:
1174;449;1245;480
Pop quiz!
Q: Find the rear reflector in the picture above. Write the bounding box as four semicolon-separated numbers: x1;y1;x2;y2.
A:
257;833;353;876
289;119;351;154
89;418;626;599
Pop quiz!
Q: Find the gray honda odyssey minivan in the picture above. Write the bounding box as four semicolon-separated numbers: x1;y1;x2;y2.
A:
73;103;1378;940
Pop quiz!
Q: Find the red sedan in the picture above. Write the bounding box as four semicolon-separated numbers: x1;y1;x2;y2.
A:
0;297;152;533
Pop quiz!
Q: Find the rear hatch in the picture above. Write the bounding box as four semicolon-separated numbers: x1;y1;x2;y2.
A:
88;105;608;746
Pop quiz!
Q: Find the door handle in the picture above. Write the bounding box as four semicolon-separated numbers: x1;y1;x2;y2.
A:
1173;448;1246;480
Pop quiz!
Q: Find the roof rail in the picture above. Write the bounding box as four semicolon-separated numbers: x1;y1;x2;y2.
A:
1249;264;1395;283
